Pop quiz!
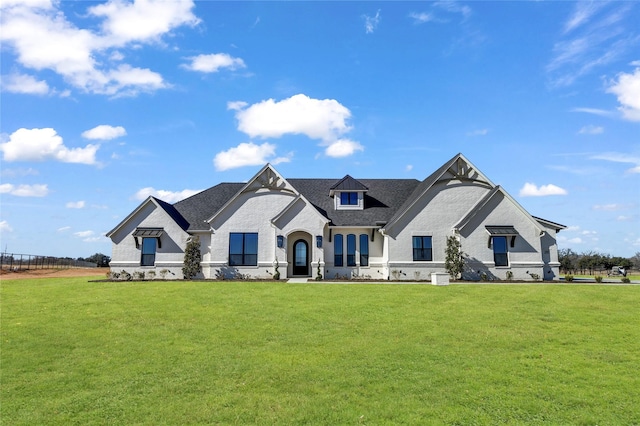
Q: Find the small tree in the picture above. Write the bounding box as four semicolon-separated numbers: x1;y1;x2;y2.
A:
182;237;202;279
445;235;465;279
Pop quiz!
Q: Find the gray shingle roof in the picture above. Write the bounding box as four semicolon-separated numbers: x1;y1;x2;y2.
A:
169;177;421;231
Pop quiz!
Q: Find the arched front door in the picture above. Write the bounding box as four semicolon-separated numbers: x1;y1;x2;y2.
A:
293;239;309;276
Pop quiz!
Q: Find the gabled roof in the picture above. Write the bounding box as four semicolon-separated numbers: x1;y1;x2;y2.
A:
106;196;189;237
384;153;494;232
454;185;543;235
271;194;331;227
108;154;563;236
329;174;369;195
206;163;297;227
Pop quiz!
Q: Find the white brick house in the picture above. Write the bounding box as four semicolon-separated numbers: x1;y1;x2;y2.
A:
107;153;566;281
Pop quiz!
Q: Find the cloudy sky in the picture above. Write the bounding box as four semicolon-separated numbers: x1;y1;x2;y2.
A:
1;0;638;259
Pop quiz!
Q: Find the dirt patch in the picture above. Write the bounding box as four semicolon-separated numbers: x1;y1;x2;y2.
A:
0;267;109;280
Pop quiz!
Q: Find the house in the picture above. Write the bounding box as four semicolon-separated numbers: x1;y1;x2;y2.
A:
107;153;566;281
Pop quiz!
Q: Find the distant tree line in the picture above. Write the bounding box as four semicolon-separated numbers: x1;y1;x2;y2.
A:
559;249;638;275
76;253;111;267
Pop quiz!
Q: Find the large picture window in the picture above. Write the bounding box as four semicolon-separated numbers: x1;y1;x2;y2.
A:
412;236;433;261
347;234;356;266
141;237;157;266
229;233;258;266
359;234;369;267
492;236;508;266
334;234;343;267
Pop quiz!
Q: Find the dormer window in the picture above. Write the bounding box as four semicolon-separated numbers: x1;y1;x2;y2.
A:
340;192;359;206
330;174;368;211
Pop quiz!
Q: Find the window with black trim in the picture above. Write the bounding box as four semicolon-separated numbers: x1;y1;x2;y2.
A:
492;236;508;266
347;234;356;266
359;234;369;266
412;236;432;261
334;234;343;266
229;233;258;266
141;237;157;266
340;192;358;206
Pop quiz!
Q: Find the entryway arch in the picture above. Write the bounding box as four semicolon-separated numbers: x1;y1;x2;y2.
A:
292;239;309;276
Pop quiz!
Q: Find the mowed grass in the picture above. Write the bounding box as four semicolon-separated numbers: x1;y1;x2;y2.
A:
2;278;639;425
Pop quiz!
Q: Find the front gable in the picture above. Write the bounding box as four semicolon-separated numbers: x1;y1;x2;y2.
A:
207;164;298;230
384;153;494;235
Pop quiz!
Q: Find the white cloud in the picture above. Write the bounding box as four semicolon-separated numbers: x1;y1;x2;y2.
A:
229;94;362;160
88;0;200;45
0;0;198;96
547;3;637;87
0;220;14;233
1;73;49;94
406;165;414;172
0;183;49;197
593;204;626;211
233;94;353;141
466;128;489;136
578;125;604;134
74;230;94;238
607;67;640;121
66;201;85;209
363;9;381;34
213;142;291;171
563;1;607;34
324;139;364;158
58;226;71;232
591;152;640;174
82;125;126;140
409;12;435;24
182;53;246;73
0;128;99;165
133;187;202;203
571;107;615;117
519;183;568;197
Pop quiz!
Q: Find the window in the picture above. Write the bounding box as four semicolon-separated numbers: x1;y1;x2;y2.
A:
412;236;432;261
334;234;343;267
340;192;358;206
229;233;258;266
492;236;508;266
141;237;157;266
347;234;356;266
359;234;369;266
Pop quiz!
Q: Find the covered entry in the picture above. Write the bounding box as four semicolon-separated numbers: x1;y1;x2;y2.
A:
288;231;312;277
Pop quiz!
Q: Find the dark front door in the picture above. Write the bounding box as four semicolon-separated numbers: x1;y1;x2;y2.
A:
293;239;309;276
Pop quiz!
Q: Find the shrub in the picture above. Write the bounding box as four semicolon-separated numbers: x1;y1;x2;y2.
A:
621;277;631;284
595;275;603;283
445;236;465;279
505;271;514;281
133;271;145;280
146;270;156;280
565;275;574;282
120;270;132;281
183;237;202;279
159;269;169;279
480;272;489;282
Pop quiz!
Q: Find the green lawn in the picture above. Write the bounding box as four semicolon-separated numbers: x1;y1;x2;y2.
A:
2;278;639;425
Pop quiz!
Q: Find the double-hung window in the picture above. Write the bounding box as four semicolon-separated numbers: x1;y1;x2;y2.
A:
229;233;258;266
346;234;356;266
492;236;508;266
334;234;344;267
141;238;157;266
412;236;433;261
359;234;369;267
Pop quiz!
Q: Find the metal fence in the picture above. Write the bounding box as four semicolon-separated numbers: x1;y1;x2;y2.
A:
1;253;97;271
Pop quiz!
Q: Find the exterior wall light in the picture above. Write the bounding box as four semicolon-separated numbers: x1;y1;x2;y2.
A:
316;235;323;248
277;235;284;248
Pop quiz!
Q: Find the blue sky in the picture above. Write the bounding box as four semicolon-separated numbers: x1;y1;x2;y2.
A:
1;0;639;259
